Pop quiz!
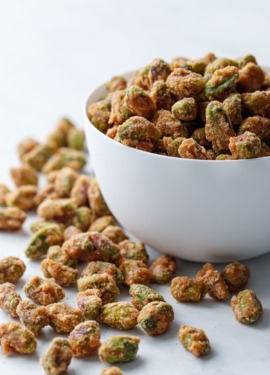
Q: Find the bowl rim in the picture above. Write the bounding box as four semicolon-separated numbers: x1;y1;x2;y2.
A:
84;66;270;164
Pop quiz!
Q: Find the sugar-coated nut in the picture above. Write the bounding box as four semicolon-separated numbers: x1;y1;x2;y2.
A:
137;301;174;336
10;165;38;187
153;110;188;138
238;62;265;92
16;300;49;336
179;138;208;160
47;302;85;333
54;167;78;197
68;321;101;356
70;206;96;231
98;335;140;363
67;128;85;150
123;86;156;119
178;325;210;357
41;259;78;287
238;116;270;139
119;259;152;286
63;225;82;241
88;99;111;133
129;284;165;310
77;274;120;304
17;137;39;161
231;289;263;324
0;256;26;283
88;178;111;217
172;98;197;121
33;184;59;206
229;131;261;159
81;261;123;284
102;225;128;244
76;289;102;320
241;91;270;117
23;144;54;171
47;245;78;268
196;263;229;301
37;198;77;220
171;276;205;302
99;302;139;330
0;322;37;355
149;255;176;284
118;240;149;264
0;282;21;318
5;185;38;211
106;76;127;92
221;262;250;292
205;66;239;101
150;80;174;110
166;68;205;98
24;276;65;305
90;215;116;232
70;175;92;207
42;147;87;173
40;337;72;375
148;58;172;86
223;93;242;126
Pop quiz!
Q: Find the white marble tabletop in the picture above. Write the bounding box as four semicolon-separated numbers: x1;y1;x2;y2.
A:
0;1;270;374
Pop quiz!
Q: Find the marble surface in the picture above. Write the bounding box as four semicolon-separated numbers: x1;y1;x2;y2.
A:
0;1;270;374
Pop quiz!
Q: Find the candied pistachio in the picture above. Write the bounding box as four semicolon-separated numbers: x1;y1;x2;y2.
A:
0;282;21;317
47;302;85;333
63;225;82;241
41;259;78;287
223;93;242;126
117;116;161;152
229;131;261;159
0;184;10;205
46;129;66;149
118;240;149;264
76;289;102;320
88;99;111;133
119;259;152;287
149;255;176;284
129;284;164;310
70;175;92;206
237;54;257;68
0;322;37;355
47;245;78;268
221;262;250;292
82;261;123;284
100;302;139;330
231;289;263;324
16;300;49;336
196;263;229;301
238;62;265;92
23;144;55;171
70;206;95;231
205;100;235;151
106;76;126;92
0;256;26;284
179;138;208;159
172;98;197;121
6;185;38;211
43;147;87;173
54;167;78;197
166;68;205;98
149;80;174;110
102;225;128;244
34;184;58;206
216;154;234;160
153;110;188;138
109;90;131;125
241;91;270;117
37;198;77;220
148;58;171;86
77;274;120;304
100;367;123;375
205;66;239;100
106;125;119;139
25;224;63;259
138;301;174;336
30;220;63;233
88;178;110;217
205;57;238;75
0;207;26;230
40;337;72;375
191;128;211;148
24;276;65;305
98;335;140;363
17;137;39;161
10;164;38;187
171;276;205;302
162;136;185;157
238;116;270;139
128;66;151;90
56;117;75;137
90;215;116;232
67;128;85;150
178;325;210;357
68;321;101;357
63;231;120;262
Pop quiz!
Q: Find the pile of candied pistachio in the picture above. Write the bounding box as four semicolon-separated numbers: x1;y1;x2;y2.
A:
0;116;264;375
88;53;270;160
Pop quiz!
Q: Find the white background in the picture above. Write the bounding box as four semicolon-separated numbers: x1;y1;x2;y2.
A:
0;1;270;374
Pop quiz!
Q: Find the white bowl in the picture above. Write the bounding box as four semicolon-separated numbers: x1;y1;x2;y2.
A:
84;73;270;262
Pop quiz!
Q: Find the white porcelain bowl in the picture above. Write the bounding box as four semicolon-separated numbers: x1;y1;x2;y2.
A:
84;73;270;262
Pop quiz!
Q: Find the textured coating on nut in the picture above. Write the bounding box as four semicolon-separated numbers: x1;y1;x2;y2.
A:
88;99;111;133
81;261;123;284
205;66;239;101
70;175;92;206
42;147;86;173
47;245;77;268
231;289;263;324
118;240;149;264
196;263;229;301
149;255;176;284
10;164;38;187
129;284;165;310
88;178;111;217
68;321;101;356
6;185;38;211
102;225;128;244
0;282;21;317
100;367;123;375
166;68;205;98
229;131;261;159
98;335;140;363
24;276;65;305
0;322;37;355
100;302;139;330
54;167;78;197
16;300;49;335
90;215;116;232
119;259;152;286
41;259;78;287
76;289;102;320
37;198;77;221
171;276;205;302
221;262;250;292
40;337;72;375
172;98;197;121
47;302;84;333
179;138;208;159
138;301;174;336
178;325;210;357
153;110;188;138
0;256;25;283
123;85;156;119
